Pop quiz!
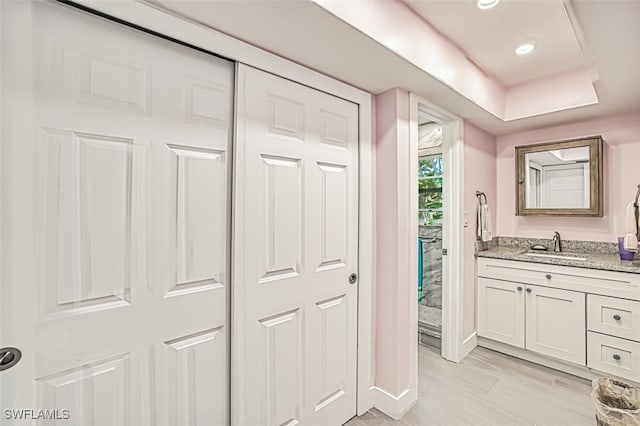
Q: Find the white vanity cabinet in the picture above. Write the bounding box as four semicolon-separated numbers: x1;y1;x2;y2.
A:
478;277;585;364
477;257;640;383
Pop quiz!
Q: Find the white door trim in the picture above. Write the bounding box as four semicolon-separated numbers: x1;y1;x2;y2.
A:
59;0;374;417
409;93;465;362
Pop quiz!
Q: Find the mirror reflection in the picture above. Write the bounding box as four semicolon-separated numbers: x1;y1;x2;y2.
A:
524;146;591;209
515;135;603;216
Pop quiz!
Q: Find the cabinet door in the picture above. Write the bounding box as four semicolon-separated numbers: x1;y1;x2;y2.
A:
478;278;525;348
525;285;586;365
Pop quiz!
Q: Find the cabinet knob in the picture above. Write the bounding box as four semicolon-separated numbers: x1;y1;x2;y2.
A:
613;354;621;361
545;274;552;280
517;286;523;291
613;314;622;321
0;347;21;372
526;288;532;293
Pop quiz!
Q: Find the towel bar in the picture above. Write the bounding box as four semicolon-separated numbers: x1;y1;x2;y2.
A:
476;191;487;205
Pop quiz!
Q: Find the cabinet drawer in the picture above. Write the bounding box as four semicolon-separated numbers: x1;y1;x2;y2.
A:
588;295;640;342
588;332;640;383
477;258;640;301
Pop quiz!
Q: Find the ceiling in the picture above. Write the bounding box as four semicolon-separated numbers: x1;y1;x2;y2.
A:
404;0;588;87
529;147;590;167
153;0;640;136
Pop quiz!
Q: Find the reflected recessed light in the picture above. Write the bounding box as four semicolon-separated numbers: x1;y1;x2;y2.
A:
515;43;536;55
477;0;500;10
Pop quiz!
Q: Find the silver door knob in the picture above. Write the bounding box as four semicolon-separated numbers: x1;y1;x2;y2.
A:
348;273;358;285
0;347;21;372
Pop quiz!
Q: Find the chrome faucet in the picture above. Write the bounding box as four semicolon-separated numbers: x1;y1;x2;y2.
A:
552;231;562;252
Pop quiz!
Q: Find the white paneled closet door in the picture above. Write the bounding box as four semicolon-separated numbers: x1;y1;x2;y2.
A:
234;65;359;426
0;2;232;425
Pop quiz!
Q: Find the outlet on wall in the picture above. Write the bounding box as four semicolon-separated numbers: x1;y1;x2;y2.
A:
464;210;469;227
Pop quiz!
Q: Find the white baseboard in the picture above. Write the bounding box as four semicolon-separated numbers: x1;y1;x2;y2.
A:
371;386;415;420
459;332;478;361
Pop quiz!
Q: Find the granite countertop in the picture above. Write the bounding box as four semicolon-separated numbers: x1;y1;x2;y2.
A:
476;237;640;274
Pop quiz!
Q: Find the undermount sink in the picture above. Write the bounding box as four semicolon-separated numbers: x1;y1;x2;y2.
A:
525;252;587;262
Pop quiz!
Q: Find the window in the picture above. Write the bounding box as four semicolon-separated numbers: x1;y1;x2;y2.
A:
418;154;443;225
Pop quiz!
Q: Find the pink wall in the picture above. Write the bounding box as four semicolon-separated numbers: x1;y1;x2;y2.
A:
505;67;598;121
463;123;497;338
373;88;414;398
496;113;640;242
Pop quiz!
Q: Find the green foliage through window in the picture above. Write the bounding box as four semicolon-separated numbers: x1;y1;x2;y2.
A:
418;154;443;225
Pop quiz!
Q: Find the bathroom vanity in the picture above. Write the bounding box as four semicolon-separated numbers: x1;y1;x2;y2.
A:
476;239;640;384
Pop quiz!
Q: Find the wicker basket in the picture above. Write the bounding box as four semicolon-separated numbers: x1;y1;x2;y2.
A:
592;378;640;426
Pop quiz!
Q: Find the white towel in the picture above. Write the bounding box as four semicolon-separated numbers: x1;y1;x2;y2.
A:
477;204;493;242
623;201;638;252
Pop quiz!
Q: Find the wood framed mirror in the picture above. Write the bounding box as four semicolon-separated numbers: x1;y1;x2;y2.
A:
516;136;603;216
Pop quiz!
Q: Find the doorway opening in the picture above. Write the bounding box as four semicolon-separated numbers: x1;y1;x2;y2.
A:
417;124;444;348
410;94;464;363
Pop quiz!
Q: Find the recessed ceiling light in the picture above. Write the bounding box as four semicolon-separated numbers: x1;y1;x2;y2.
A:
477;0;500;10
515;43;536;56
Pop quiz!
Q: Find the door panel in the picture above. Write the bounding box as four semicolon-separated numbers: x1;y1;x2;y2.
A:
169;145;227;294
525;285;586;365
315;295;349;410
259;154;303;282
234;65;359;425
1;2;233;424
163;327;227;426
259;308;303;425
317;163;349;270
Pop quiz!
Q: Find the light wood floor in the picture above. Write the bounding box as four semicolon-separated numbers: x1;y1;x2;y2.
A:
346;344;595;425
